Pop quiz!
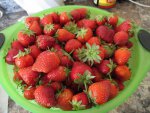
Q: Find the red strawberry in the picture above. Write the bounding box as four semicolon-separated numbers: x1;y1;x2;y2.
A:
36;35;55;50
114;31;129;46
126;41;133;49
73;49;80;61
96;25;115;43
76;28;93;43
18;29;35;47
34;85;56;108
18;66;39;86
71;92;89;110
107;14;118;26
70;9;81;21
25;16;40;27
50;82;62;92
81;19;97;30
95;15;107;26
76;8;88;19
49;12;60;24
109;82;119;99
65;39;82;53
24;87;36;100
40;75;50;85
29;45;41;59
13;71;23;82
11;40;24;51
115;65;131;81
57;88;73;110
29;21;42;35
32;51;60;73
87;37;100;46
60;12;71;25
57;29;75;42
46;66;69;82
41;14;53;26
88;80;111;105
115;79;125;91
92;67;103;82
53;44;62;51
44;24;60;36
114;47;131;65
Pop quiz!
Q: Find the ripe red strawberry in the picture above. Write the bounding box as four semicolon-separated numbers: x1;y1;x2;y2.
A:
71;92;89;110
81;19;97;30
46;66;69;82
76;28;93;43
92;67;103;82
44;24;60;36
13;71;23;82
88;80;111;105
96;25;115;43
76;8;88;19
53;44;62;51
36;35;55;50
95;15;107;26
18;66;39;86
65;39;82;53
87;37;100;46
57;88;73;110
29;21;42;35
57;29;75;42
32;51;60;73
50;82;62;92
18;29;35;47
114;31;129;46
29;45;41;59
109;82;119;99
115;65;131;81
24;87;36;100
41;14;53;26
73;49;80;61
11;40;24;51
114;47;131;65
115;79;125;91
60;12;71;25
107;14;118;26
25;16;40;27
126;41;133;49
34;85;56;108
49;12;60;24
70;9;81;22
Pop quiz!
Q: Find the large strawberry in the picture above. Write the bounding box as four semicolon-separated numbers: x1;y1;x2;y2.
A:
34;85;56;108
25;16;40;27
32;51;60;73
87;37;101;46
11;40;24;51
41;14;53;26
95;15;107;26
18;66;39;86
44;24;60;36
60;12;71;25
29;21;42;35
92;67;103;82
24;87;36;100
29;45;41;59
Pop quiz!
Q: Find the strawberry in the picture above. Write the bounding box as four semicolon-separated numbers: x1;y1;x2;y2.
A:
53;44;62;51
34;85;56;108
46;66;69;82
11;40;24;51
24;87;36;100
65;39;82;53
71;92;89;110
60;12;71;25
88;80;111;105
50;82;62;92
81;19;97;30
70;9;81;22
29;45;41;59
114;31;129;46
76;8;88;19
126;41;133;49
18;29;35;47
36;35;55;50
29;21;42;35
109;82;119;99
57;29;75;42
114;47;131;65
73;49;80;61
44;24;60;36
13;71;23;82
107;14;118;26
18;66;39;86
49;12;60;24
40;75;50;85
115;65;131;81
41;14;53;26
87;37;100;46
95;15;107;26
32;51;60;73
57;88;73;110
25;16;40;27
92;67;103;82
76;28;93;43
96;25;115;43
115;79;125;91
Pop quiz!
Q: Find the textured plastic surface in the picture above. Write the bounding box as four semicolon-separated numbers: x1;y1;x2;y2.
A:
0;5;150;113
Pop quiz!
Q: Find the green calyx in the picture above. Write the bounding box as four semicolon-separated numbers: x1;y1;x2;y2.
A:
103;44;116;58
95;15;106;22
77;28;87;39
44;24;54;31
61;49;74;61
63;22;79;34
86;90;97;105
13;48;30;58
64;67;70;77
107;59;116;80
14;79;26;92
22;29;35;36
71;100;86;110
77;43;101;66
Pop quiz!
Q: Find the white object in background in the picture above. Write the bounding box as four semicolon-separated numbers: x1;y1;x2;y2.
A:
0;85;8;113
13;0;64;15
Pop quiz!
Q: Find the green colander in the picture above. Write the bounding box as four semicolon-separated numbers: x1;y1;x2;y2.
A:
0;5;150;113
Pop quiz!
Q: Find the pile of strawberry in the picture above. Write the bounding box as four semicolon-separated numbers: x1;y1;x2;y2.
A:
5;8;134;110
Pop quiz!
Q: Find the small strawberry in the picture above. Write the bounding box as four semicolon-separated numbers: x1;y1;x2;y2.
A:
114;47;131;65
107;14;118;26
57;88;73;110
81;19;97;30
18;29;35;47
32;51;60;73
115;65;131;81
18;66;39;86
11;40;24;51
65;39;82;53
76;28;93;43
87;37;101;46
29;45;41;59
71;92;89;110
92;67;103;82
29;21;42;35
25;16;40;27
57;29;75;42
34;85;56;108
49;12;60;24
41;14;53;26
36;35;55;50
60;12;71;25
50;82;62;92
88;80;111;105
95;15;107;26
24;87;36;100
114;31;129;46
109;82;119;99
126;41;133;49
44;24;60;36
115;79;125;91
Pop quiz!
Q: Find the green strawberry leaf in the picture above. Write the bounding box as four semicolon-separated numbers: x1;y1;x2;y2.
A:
71;100;86;111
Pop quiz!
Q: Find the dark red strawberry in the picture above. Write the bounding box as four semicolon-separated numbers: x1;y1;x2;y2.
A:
50;82;62;92
18;66;39;86
60;12;71;25
29;45;41;59
41;14;53;26
87;37;100;46
126;41;133;49
32;51;60;73
70;9;81;21
24;87;36;100
29;21;42;35
44;24;60;36
76;8;88;19
11;40;24;51
40;75;50;85
80;19;97;30
107;14;118;26
49;12;60;24
115;79;125;91
34;85;56;108
25;16;40;27
36;35;55;50
92;67;103;82
95;15;107;26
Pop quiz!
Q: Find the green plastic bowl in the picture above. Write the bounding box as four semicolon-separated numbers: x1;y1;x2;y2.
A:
0;5;150;113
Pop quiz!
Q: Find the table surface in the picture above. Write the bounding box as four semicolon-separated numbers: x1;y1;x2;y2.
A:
0;1;150;113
